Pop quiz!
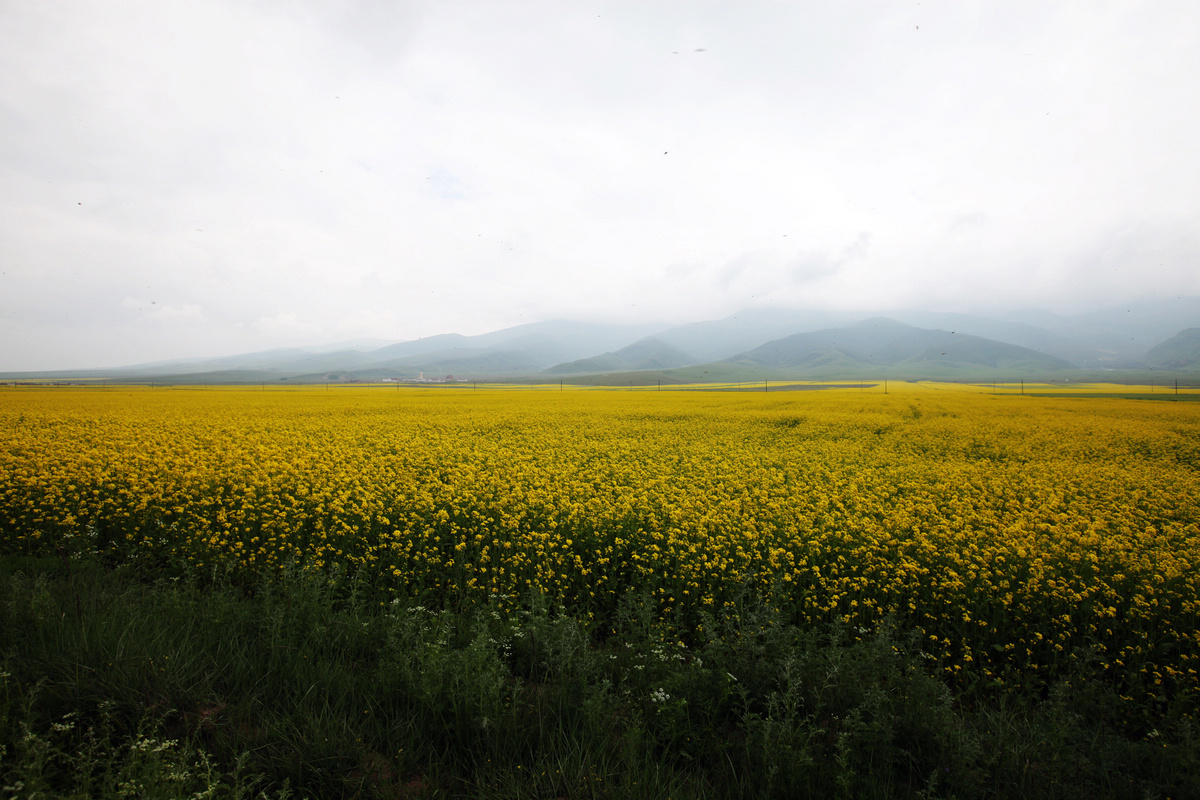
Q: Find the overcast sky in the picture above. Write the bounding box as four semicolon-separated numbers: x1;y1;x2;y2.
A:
3;1;1199;369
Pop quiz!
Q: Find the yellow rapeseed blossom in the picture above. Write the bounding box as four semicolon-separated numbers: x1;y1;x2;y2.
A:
1;383;1198;699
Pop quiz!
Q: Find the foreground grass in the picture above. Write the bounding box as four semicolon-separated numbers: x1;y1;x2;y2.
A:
1;557;1196;800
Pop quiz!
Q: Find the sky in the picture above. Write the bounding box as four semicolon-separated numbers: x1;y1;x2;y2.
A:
2;1;1199;370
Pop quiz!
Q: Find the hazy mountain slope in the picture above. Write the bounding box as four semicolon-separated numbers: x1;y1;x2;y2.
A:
366;334;471;361
380;350;545;377
65;321;663;379
727;318;1074;378
355;322;665;375
1142;328;1200;370
458;319;667;356
251;349;390;373
545;337;696;374
108;340;401;375
283;349;547;382
733;318;924;368
103;369;299;385
887;311;1096;364
648;308;859;363
544;353;626;374
612;337;697;369
110;347;325;375
999;297;1200;363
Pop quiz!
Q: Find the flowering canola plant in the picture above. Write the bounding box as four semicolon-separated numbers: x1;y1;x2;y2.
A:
2;385;1198;700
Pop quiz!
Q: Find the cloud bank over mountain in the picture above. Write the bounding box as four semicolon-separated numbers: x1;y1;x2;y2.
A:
3;2;1200;370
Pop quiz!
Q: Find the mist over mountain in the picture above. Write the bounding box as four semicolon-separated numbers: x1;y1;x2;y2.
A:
880;311;1098;365
996;297;1200;364
4;299;1198;383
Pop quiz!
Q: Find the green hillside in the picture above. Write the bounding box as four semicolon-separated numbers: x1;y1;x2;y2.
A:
1143;328;1200;370
726;318;1074;379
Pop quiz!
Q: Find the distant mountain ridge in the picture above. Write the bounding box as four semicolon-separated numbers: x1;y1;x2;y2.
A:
722;318;1074;379
4;299;1199;382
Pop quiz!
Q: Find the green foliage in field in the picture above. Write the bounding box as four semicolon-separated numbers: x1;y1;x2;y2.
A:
1;560;1196;799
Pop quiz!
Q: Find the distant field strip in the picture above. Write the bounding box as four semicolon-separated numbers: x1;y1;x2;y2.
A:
2;385;1198;699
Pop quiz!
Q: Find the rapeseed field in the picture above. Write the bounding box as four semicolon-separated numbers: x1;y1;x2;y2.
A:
2;384;1198;703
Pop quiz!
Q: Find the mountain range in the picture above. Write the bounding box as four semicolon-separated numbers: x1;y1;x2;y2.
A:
5;298;1200;384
